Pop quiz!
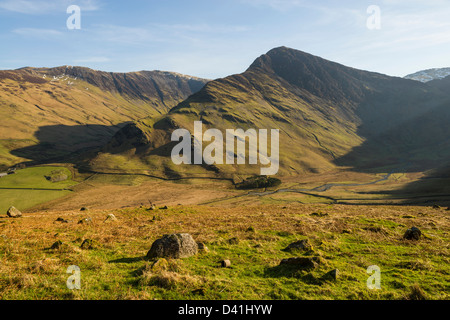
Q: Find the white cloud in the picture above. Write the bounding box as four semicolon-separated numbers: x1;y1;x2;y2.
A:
241;0;309;11
88;22;251;46
156;23;251;34
13;28;63;37
0;0;100;14
90;24;157;44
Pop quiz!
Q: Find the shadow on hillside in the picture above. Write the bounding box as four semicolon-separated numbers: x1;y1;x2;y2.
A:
333;92;450;204
383;165;450;206
10;122;130;167
335;94;450;174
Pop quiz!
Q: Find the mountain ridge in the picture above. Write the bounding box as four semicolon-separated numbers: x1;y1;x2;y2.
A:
90;46;450;178
0;66;209;169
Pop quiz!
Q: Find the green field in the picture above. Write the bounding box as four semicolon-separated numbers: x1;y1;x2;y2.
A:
0;166;76;213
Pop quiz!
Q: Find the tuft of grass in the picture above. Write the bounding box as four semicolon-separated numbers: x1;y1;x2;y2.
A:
404;284;428;300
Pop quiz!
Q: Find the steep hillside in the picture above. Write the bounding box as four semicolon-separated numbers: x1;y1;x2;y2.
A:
0;67;208;169
91;47;450;179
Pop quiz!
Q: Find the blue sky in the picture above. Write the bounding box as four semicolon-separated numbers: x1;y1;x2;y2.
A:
0;0;449;79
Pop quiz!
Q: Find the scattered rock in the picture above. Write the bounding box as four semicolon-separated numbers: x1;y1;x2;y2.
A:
432;205;441;209
403;227;422;240
7;206;22;218
228;237;239;245
322;269;340;281
197;242;209;253
279;257;322;270
160;205;168;210
55;217;69;223
148;204;156;211
80;239;95;250
221;260;231;268
104;214;117;223
246;226;256;233
80;207;89;211
152;215;162;222
147;233;198;259
282;239;312;252
78;217;93;225
49;241;80;253
310;211;328;217
50;240;63;250
192;288;205;296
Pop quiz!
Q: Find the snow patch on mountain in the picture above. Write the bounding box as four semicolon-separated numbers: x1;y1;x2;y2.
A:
404;68;450;82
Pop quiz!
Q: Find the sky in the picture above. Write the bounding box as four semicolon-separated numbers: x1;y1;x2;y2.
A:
0;0;449;79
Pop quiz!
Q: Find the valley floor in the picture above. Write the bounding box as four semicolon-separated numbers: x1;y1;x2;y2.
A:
24;167;450;213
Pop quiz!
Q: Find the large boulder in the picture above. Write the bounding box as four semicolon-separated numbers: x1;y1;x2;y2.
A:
403;227;422;240
147;233;198;259
7;206;22;218
282;239;312;252
279;256;324;270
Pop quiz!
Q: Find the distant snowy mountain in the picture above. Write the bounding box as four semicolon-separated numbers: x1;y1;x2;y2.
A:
404;68;450;82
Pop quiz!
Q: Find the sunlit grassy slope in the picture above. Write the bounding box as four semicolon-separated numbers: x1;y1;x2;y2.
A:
0;68;208;169
0;203;448;300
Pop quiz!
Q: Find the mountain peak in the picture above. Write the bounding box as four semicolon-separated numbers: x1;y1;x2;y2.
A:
247;46;378;104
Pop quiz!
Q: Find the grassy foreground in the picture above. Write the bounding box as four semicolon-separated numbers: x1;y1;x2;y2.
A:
0;203;448;300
